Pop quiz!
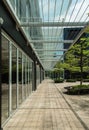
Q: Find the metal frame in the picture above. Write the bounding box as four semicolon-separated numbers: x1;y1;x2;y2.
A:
32;62;36;91
16;49;19;108
3;0;89;71
35;49;67;51
21;22;87;27
0;21;3;130
30;40;73;43
9;42;12;115
22;54;24;101
30;61;33;92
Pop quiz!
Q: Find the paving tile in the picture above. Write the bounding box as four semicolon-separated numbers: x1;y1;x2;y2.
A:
3;79;86;130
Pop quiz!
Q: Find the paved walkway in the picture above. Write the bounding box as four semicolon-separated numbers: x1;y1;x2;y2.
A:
55;81;89;130
3;79;87;130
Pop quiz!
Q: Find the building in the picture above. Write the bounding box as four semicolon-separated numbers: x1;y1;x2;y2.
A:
0;0;88;129
0;0;44;128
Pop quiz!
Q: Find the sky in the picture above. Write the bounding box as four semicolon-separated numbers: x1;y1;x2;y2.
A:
39;0;89;22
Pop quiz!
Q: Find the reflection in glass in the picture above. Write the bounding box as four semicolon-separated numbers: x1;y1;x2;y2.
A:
29;61;32;94
27;61;30;96
25;58;27;98
18;51;22;104
1;35;9;123
9;0;21;18
36;65;40;87
1;34;33;125
30;62;33;92
28;61;30;95
12;45;17;111
26;58;29;97
23;55;26;99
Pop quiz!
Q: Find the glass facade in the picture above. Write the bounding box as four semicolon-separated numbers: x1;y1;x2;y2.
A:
0;0;44;126
12;44;17;111
18;51;22;105
1;33;33;124
1;35;9;123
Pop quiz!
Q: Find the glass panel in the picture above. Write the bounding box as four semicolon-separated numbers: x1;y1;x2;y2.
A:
12;45;17;111
18;51;22;104
27;59;29;96
9;0;21;18
28;61;30;95
25;57;28;98
23;55;26;99
24;56;26;99
9;0;15;10
29;61;32;94
36;65;40;87
1;35;9;123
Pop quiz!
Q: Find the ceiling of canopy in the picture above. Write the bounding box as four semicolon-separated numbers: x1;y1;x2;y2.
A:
21;0;89;70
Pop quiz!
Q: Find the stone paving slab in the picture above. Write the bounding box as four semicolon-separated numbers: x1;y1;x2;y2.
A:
55;81;89;130
3;79;85;130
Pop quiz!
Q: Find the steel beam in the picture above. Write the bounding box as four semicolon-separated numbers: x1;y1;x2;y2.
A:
30;40;73;43
40;55;62;59
21;22;87;27
40;58;61;60
41;59;60;61
35;49;67;51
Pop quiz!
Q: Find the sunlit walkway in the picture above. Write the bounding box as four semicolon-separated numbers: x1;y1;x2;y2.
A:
3;79;88;130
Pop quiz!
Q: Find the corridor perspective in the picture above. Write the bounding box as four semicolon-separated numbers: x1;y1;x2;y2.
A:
3;79;89;130
1;0;89;130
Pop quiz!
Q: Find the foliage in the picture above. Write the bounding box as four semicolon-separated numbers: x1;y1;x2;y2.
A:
66;79;76;82
83;79;89;82
53;63;64;79
54;78;64;83
54;35;89;85
68;85;89;95
64;36;89;85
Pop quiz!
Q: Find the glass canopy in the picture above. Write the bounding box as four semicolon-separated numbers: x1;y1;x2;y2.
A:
8;0;89;70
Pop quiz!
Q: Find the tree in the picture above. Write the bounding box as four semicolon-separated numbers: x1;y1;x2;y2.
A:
54;61;64;79
64;37;89;85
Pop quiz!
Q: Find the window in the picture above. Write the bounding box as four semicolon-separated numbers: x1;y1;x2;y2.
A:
12;44;17;111
1;35;9;123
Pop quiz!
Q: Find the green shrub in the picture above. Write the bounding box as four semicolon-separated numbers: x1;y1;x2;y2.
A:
54;78;64;83
68;85;89;95
76;78;89;82
76;78;81;81
83;79;89;82
66;79;76;82
87;76;89;79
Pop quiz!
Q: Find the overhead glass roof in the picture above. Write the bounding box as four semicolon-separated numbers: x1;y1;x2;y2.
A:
7;0;89;70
